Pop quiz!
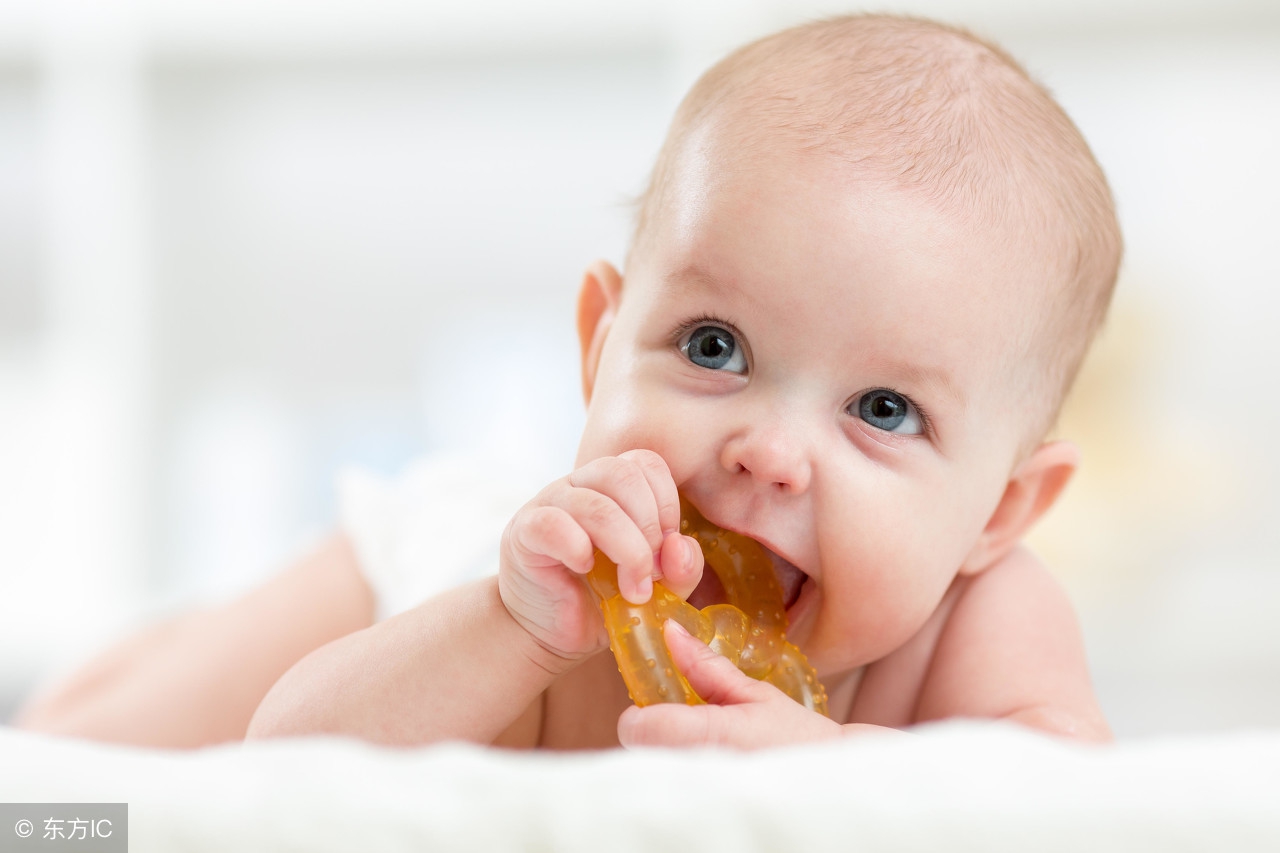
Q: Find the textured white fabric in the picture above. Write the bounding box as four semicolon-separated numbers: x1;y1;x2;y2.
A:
2;722;1278;851
337;454;547;620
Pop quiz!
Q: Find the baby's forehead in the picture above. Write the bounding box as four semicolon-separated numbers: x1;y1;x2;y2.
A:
641;18;1104;265
638;158;1052;381
650;129;1069;297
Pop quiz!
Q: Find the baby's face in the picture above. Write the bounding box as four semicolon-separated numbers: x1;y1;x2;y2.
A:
576;137;1046;680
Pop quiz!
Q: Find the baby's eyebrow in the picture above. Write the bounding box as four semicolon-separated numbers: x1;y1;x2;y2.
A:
664;264;735;300
892;361;966;414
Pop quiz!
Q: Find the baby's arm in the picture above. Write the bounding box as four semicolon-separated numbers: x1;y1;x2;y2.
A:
14;534;374;747
248;449;705;747
246;574;573;745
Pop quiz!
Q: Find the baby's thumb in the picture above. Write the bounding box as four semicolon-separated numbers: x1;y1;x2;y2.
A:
663;619;769;706
657;534;703;601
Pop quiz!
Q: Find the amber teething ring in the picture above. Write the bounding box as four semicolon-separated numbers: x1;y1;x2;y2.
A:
586;496;828;716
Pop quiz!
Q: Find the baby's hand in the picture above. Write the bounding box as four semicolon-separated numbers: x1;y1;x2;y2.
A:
617;620;845;749
499;450;704;665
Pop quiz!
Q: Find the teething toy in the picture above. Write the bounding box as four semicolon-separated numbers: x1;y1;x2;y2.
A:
587;497;829;716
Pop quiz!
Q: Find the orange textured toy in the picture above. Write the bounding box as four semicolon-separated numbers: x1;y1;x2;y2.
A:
587;496;829;716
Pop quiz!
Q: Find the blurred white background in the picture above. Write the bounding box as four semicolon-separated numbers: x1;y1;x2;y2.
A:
1;0;1277;738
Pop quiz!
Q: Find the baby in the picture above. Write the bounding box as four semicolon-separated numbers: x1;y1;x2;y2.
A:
18;14;1118;748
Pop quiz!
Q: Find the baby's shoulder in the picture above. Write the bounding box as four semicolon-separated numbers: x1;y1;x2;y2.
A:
848;545;1077;727
940;544;1079;646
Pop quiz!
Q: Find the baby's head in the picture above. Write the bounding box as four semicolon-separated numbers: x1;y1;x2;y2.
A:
633;15;1120;444
573;15;1121;678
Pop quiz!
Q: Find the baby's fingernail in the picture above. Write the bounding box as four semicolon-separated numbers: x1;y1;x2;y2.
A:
665;619;691;638
683;536;698;565
637;575;653;601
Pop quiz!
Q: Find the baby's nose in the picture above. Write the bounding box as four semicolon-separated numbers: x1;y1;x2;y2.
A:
719;419;812;494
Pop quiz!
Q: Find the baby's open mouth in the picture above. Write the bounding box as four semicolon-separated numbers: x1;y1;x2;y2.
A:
686;542;807;613
769;549;808;611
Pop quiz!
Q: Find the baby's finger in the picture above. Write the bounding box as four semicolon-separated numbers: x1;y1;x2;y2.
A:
657;533;704;601
617;702;723;749
506;505;595;575
567;455;665;552
560;487;657;603
616;449;681;537
663;619;774;706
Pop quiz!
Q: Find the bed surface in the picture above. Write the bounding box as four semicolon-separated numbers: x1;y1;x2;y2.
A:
3;721;1278;851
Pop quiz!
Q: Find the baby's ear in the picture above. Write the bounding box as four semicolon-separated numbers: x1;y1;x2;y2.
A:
576;260;624;404
959;440;1080;576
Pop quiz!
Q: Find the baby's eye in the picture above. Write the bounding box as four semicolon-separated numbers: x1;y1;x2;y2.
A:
852;389;922;435
681;325;747;374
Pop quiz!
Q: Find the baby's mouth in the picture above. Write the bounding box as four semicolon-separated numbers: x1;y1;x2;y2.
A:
685;542;808;613
768;549;808;611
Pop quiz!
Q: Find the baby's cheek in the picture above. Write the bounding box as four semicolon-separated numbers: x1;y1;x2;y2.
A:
855;568;940;651
817;529;955;661
577;399;703;478
575;406;644;466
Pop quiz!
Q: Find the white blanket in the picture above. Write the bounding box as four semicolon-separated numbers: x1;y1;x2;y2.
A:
3;721;1277;852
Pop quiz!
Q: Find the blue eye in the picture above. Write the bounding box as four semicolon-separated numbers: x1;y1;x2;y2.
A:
854;390;922;435
682;325;747;374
